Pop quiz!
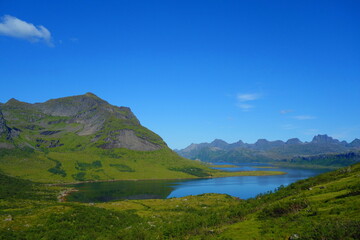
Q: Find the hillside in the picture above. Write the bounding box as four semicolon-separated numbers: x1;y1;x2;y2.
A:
1;161;359;239
176;136;360;167
0;93;226;183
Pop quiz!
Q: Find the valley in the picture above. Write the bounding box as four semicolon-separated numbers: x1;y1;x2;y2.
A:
1;161;359;239
0;94;282;183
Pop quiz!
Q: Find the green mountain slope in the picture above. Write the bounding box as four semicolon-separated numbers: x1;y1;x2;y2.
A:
0;93;218;183
1;162;359;239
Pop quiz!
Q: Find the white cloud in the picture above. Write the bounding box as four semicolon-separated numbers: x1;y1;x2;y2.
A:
236;93;261;111
293;115;316;120
237;103;254;111
237;93;261;102
0;15;53;45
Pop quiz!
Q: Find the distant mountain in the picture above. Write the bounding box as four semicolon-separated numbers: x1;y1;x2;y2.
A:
0;93;213;183
176;135;360;165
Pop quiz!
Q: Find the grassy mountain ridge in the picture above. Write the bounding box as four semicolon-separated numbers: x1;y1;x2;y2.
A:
0;93;283;183
0;93;219;183
1;161;359;239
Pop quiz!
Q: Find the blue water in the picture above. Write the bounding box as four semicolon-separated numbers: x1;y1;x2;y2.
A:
167;163;329;199
67;163;330;202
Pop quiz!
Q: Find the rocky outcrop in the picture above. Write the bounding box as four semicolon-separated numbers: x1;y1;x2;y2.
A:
33;92;139;136
311;134;340;144
0;110;10;138
99;129;162;151
0;110;15;149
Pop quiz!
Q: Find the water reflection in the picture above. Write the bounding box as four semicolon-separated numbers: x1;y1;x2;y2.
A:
67;163;330;203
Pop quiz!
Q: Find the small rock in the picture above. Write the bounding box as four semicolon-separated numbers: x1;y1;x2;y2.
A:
289;233;300;239
4;215;12;221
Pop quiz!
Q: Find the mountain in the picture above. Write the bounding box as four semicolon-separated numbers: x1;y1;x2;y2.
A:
176;135;360;166
0;93;215;183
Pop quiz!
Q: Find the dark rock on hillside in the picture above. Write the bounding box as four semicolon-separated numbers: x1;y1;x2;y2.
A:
0;110;15;149
40;130;61;136
99;129;162;151
0;110;10;138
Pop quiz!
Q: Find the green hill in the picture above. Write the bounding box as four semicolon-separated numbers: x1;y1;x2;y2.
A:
0;93;222;183
0;93;284;183
0;162;359;239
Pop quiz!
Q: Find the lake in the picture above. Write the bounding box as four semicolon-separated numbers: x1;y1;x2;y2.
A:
67;163;330;203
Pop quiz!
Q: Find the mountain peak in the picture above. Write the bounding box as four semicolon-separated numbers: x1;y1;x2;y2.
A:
311;134;339;144
255;139;269;145
211;139;228;144
5;98;26;105
84;92;100;98
286;138;302;145
349;138;360;147
210;139;228;148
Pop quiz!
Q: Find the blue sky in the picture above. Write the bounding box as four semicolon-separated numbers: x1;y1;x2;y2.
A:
1;0;359;149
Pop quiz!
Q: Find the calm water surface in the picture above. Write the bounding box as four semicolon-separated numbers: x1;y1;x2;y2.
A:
67;163;330;203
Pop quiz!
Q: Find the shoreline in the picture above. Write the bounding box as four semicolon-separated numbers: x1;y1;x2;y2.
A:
58;188;79;202
47;170;286;186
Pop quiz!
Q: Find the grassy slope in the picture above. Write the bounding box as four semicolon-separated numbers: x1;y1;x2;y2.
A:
1;163;359;239
0;96;284;183
0;148;283;183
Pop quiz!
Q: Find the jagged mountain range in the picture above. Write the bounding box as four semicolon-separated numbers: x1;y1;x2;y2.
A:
176;135;360;163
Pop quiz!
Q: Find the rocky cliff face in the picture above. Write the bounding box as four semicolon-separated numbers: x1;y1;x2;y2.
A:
0;110;10;138
99;129;162;151
0;93;166;151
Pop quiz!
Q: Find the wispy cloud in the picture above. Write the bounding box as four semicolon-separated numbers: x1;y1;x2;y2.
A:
69;37;79;42
303;129;319;136
237;93;261;102
330;126;360;141
237;93;261;111
293;115;316;120
237;103;254;111
282;124;297;130
280;109;292;114
0;15;53;46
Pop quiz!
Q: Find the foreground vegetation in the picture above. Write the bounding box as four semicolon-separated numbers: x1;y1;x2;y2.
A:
1;162;359;239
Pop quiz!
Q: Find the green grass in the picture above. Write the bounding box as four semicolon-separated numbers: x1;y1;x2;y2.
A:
0;163;359;239
0;147;284;183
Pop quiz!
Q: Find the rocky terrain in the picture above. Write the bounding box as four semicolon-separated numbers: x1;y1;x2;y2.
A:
176;135;360;165
0;92;165;151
